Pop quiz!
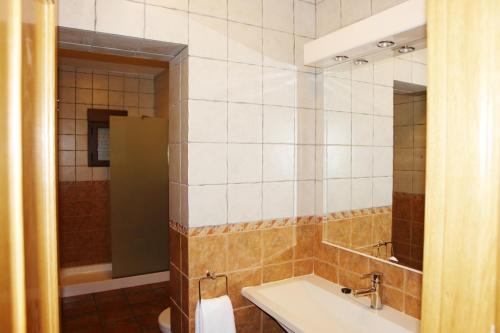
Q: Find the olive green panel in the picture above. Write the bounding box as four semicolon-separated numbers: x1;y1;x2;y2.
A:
110;116;169;278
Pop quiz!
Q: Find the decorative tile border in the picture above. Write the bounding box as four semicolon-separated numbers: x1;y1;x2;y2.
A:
169;206;392;238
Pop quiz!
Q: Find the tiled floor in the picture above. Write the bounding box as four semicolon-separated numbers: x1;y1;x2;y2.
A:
61;282;169;333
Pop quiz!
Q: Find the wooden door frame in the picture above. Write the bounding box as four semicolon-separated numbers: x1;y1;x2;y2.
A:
422;0;500;331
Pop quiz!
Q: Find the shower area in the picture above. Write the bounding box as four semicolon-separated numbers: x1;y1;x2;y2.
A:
56;30;183;296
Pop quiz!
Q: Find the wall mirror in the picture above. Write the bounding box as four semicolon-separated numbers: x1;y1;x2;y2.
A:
318;40;427;271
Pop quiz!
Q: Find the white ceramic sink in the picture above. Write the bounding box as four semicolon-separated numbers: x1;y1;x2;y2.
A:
242;275;419;333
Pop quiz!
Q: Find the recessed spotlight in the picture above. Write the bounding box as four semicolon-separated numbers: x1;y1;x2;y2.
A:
377;40;395;48
353;59;369;65
333;55;349;61
399;45;415;53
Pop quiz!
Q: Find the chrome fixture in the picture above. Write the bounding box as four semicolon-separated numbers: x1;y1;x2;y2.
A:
399;45;415;53
353;59;369;65
352;272;383;309
333;55;349;61
377;40;395;48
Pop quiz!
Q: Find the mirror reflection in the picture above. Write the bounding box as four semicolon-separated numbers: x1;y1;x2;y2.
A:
321;44;427;271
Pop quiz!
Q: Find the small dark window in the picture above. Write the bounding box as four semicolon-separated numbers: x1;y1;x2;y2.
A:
87;109;128;167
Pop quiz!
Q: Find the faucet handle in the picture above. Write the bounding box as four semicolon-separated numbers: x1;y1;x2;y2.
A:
361;271;383;282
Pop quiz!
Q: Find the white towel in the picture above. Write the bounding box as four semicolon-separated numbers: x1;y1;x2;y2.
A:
195;295;236;333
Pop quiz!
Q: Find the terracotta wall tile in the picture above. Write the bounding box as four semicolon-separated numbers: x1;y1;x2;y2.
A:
181;274;189;317
188;276;227;318
170;227;181;269
315;238;339;265
295;224;315;259
227;230;262;271
170;303;182;333
228;269;262;309
188;235;227;278
338;249;369;274
234;306;262;333
169;266;181;308
381;285;404;312
180;234;188;274
314;260;338;283
262;227;294;265
293;259;313;277
405;270;422;298
350;216;373;248
338;269;369;290
324;219;351;247
263;262;293;283
369;259;405;289
373;213;392;242
404;295;421;319
262;312;286;333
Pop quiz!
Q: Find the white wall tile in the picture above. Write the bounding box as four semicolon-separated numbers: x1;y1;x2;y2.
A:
352;63;373;83
327;178;351;212
228;0;262;26
189;57;227;101
228;183;262;223
412;62;427;86
326;111;351;145
296;108;315;144
263;67;296;107
296;180;315;216
351;178;372;209
228;144;262;183
145;0;188;10
374;58;394;86
169;182;180;222
352;81;373;114
188;143;227;184
228;103;263;143
316;0;341;37
373;177;393;207
296;145;315;180
352;114;373;146
228;22;263;65
59;0;95;30
373;116;393;146
189;14;228;60
228;63;262;103
96;0;144;38
263;29;294;69
296;72;316;109
263;181;294;219
371;0;406;14
169;144;181;182
373;147;393;176
263;106;295;143
327;146;351;178
294;0;315;38
352;146;373;178
145;5;188;44
189;0;227;18
188;100;227;142
324;77;351;111
263;144;294;181
394;59;412;83
189;185;227;227
374;85;393;116
263;0;294;33
340;0;371;26
180;185;188;226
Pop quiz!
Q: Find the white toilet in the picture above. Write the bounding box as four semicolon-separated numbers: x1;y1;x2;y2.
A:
158;308;171;333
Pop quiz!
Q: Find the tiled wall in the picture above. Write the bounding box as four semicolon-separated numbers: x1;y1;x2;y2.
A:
323;207;392;257
316;0;410;38
394;93;426;194
57;67;156;182
58;181;110;267
169;217;422;332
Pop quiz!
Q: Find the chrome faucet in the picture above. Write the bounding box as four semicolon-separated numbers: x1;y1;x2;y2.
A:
352;272;383;309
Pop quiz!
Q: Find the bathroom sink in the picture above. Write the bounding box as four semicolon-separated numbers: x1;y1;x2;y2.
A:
242;275;419;333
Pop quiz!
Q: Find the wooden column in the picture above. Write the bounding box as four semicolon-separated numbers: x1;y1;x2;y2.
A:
422;0;500;332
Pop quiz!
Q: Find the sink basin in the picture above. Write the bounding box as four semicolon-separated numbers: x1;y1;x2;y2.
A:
242;275;419;333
